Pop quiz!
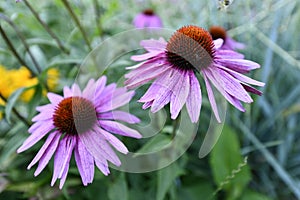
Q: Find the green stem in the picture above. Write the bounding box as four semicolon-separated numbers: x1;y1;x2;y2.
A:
0;13;42;74
23;0;70;54
0;93;31;127
61;0;92;51
93;0;102;36
171;112;181;139
0;25;29;70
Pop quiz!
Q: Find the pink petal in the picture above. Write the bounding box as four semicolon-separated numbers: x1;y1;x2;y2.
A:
17;124;54;153
27;131;59;169
98;111;140;124
215;58;260;74
47;93;63;105
213;38;224;49
99;120;142;139
186;71;202;123
33;132;61;176
36;104;55;112
97;91;135;113
75;138;95;186
32;111;53;122
170;70;190;119
215;50;244;59
82;79;96;100
71;84;82;96
95;159;110;175
79;130;121;166
140;39;167;52
63;86;72;98
95;126;128;154
202;72;221;122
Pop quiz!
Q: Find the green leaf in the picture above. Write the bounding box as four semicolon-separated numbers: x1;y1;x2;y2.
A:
156;162;185;200
5;87;29;124
108;173;128;200
136;134;172;154
240;189;272;200
210;125;251;200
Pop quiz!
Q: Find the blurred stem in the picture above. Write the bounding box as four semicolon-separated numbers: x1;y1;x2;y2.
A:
93;0;102;36
0;93;30;127
0;25;29;70
171;113;181;139
0;13;42;74
61;0;92;51
23;0;70;54
234;116;300;199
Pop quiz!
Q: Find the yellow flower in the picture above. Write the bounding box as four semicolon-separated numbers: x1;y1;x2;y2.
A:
46;68;59;91
0;65;37;102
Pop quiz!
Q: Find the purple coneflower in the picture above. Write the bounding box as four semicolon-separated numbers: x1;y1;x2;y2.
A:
125;25;264;123
209;26;245;50
133;9;163;28
17;76;142;189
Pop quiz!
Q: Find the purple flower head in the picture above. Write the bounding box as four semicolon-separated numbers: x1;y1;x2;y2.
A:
209;26;246;50
17;76;142;189
133;9;163;28
125;25;264;123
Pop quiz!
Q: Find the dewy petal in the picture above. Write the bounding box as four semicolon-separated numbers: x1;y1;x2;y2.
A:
186;71;202;123
99;120;142;139
47;93;63;105
79;129;121;166
17;124;54;153
27;131;58;169
170;70;190;120
202;71;221;122
33;132;61;176
75;138;95;186
98;111;140;124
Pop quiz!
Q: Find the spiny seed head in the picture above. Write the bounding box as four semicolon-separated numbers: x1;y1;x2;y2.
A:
53;97;97;135
143;9;154;16
166;25;215;71
209;26;227;41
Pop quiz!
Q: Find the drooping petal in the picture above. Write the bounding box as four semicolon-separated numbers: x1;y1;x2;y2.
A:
27;131;60;171
242;84;263;96
206;66;253;103
79;130;121;166
186;71;202;123
75;138;95;186
95;159;110;176
202;71;221;122
95;126;128;154
99;120;142;139
215;58;260;74
216;64;265;86
17;124;54;153
170;70;190;119
98;111;140;124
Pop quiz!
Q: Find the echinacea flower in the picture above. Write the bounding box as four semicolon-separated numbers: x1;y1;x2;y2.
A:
209;26;245;50
125;25;264;123
17;76;142;189
133;9;163;28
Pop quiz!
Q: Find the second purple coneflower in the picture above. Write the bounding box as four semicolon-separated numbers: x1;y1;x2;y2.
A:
125;25;264;123
133;9;163;28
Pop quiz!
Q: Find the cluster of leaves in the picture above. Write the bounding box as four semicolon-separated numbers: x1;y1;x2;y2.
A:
0;0;300;199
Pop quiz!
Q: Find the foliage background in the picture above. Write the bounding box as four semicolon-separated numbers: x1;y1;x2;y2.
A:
0;0;300;199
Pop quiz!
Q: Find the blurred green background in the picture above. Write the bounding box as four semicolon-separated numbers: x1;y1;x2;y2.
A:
0;0;300;199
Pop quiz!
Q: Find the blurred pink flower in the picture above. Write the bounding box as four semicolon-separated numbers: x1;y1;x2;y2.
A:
209;26;246;50
133;9;163;28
